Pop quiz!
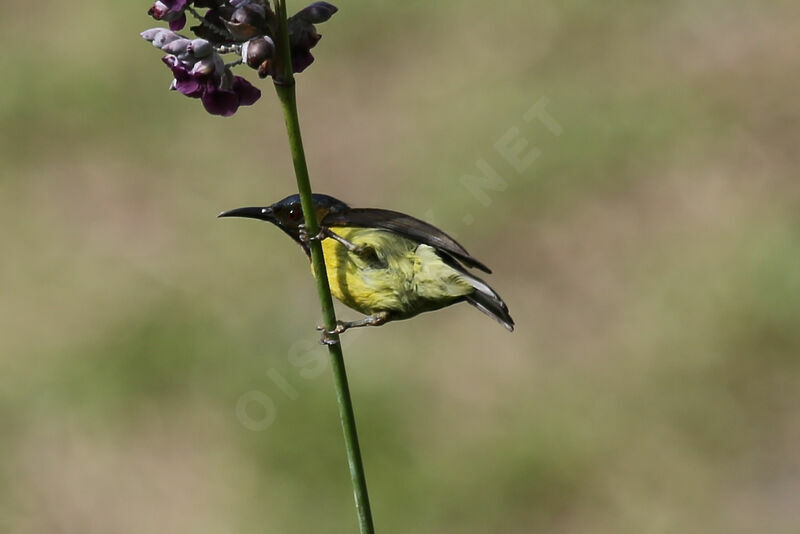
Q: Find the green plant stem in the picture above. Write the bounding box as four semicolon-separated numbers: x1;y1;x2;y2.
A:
272;2;375;533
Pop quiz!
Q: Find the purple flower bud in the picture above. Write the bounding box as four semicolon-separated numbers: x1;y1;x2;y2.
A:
257;60;272;79
148;0;189;31
190;6;237;45
148;1;170;19
163;0;189;10
224;4;267;42
293;2;338;24
292;26;321;51
288;22;321;73
222;22;260;42
231;3;265;24
242;36;275;69
286;2;337;73
290;48;316;74
194;0;225;7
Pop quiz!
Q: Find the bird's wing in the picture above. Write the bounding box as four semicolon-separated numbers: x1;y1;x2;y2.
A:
322;208;492;273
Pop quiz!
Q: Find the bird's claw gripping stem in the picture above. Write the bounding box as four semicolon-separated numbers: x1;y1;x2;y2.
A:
317;321;346;345
300;224;367;255
298;223;327;244
317;322;348;335
315;312;390;344
319;331;341;346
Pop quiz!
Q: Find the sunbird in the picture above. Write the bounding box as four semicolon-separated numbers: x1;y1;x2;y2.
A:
219;194;514;342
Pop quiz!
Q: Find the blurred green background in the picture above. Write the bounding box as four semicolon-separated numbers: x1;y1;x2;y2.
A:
2;0;799;532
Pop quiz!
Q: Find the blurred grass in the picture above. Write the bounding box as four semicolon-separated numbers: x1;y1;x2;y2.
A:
2;0;800;533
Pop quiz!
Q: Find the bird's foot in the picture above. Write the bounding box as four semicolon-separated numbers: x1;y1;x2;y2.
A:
315;313;390;344
319;332;340;346
298;224;327;244
316;321;347;345
322;230;366;255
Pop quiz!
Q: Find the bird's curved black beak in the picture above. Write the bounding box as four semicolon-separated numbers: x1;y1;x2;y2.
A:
218;206;275;222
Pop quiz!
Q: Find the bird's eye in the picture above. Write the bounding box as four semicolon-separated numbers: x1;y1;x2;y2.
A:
287;208;302;221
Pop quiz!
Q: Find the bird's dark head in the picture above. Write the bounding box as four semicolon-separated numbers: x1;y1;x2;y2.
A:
218;194;350;244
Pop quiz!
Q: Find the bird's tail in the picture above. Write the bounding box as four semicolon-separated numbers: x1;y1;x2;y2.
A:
462;273;515;332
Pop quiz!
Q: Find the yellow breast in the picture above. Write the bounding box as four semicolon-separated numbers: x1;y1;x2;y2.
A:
310;226;473;317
